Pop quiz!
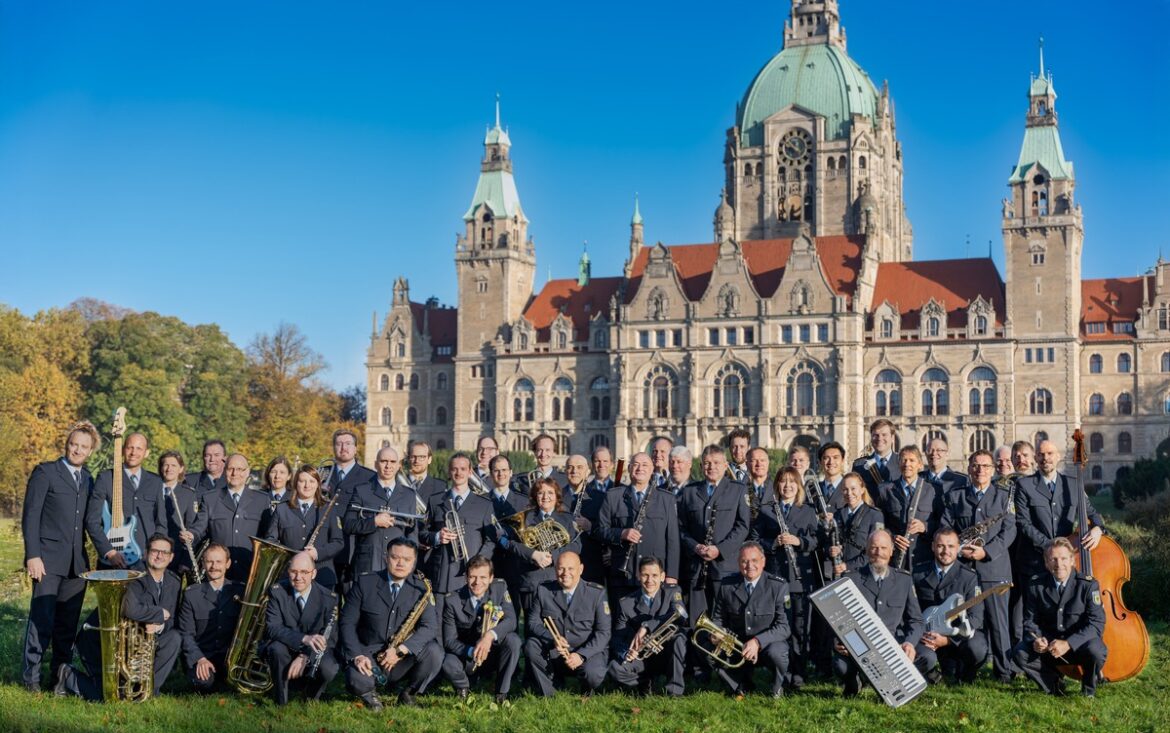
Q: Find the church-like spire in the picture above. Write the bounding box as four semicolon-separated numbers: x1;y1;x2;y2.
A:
631;193;643;226
578;242;591;286
784;0;845;50
1010;39;1071;185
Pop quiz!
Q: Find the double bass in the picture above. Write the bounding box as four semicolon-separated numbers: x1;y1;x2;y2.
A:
1060;429;1149;682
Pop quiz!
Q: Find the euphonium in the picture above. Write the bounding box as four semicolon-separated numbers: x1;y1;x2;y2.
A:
225;536;295;694
690;612;746;669
81;569;155;702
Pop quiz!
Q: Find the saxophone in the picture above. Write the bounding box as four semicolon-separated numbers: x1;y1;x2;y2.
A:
373;574;433;684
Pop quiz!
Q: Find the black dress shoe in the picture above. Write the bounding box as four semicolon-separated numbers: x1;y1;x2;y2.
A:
360;693;384;712
456;687;470;702
771;687;785;699
494;693;508;705
398;688;418;707
23;681;40;694
53;664;73;697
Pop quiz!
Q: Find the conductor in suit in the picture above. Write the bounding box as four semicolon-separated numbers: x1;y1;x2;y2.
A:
852;418;900;494
912;529;988;684
22;420;99;691
1013;537;1107;697
607;556;687;696
186;439;228;496
262;552;340;705
710;542;791;698
440;556;521;703
345;446;422;577
524;551;612;696
341;538;442;711
836;529;924;697
177;543;243;692
85;431;167;571
187;454;270;583
264;464;344;589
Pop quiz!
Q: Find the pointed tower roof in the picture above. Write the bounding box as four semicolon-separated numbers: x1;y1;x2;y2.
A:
631;194;644;226
464;95;525;222
1009;39;1073;183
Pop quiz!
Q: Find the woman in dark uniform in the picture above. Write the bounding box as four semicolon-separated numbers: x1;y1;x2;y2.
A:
263;464;344;589
503;478;581;614
828;472;884;577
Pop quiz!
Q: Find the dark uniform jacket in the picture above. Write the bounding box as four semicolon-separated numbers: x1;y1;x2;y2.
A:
189;487;271;582
756;501;818;592
327;463;376;500
516;469;568;495
610;583;686;658
876;478;940;567
598;485;680;582
831;503;884;572
344;480;422;575
340;571;437;660
124;569;183;632
186;470;227;497
678;477;751;583
941;484;1017;582
813;476;850;514
711;573;790;648
162;484;200;574
489;488;531;520
403;474;448;502
912;561;984;632
1014;473;1106;573
852;454;899;494
1021;570;1106;651
422;490;497;593
845;565;924;645
22;459;92;576
177;580;244;666
921;468;969;495
504;509;581;592
262;579;339;655
86;468;167;564
526;580;611;661
442;579;517;657
263;501;345;583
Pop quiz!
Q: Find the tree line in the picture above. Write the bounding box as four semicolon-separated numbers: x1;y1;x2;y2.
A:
0;299;365;514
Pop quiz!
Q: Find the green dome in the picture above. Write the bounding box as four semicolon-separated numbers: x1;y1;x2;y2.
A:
737;43;879;147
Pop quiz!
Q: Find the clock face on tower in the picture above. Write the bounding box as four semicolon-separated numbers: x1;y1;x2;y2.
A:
780;129;813;167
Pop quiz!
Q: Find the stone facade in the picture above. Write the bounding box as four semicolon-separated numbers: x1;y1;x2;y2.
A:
365;0;1170;487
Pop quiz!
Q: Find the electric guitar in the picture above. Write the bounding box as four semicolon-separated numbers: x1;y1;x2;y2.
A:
101;407;141;566
921;581;1011;638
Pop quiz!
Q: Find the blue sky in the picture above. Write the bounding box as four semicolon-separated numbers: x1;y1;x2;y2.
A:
2;1;1167;390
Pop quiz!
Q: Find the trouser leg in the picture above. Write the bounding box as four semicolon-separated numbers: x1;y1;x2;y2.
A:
983;589;1014;679
523;637;556;697
153;629;181;695
265;642;293;705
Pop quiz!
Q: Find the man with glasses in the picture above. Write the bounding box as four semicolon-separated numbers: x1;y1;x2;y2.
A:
262;552;340;705
403;441;446;501
473;436;499;493
188;454;269;583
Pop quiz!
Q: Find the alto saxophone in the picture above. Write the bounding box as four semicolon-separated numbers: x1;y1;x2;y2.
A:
373;574;433;684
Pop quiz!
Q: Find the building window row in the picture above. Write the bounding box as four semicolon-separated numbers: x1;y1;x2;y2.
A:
639;329;683;349
708;326;754;347
781;323;830;344
1024;347;1056;364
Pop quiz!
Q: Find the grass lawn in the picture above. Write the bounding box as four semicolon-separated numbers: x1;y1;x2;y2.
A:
0;517;1165;733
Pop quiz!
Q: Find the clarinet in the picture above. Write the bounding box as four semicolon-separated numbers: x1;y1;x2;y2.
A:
306;605;337;678
173;484;204;584
890;479;925;570
772;501;802;584
620;486;652;579
695;499;719;587
804;476;843;579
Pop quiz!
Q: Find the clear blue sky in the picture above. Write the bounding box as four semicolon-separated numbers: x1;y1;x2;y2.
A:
3;1;1168;390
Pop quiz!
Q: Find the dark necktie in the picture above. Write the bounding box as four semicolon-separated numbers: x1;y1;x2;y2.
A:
564;591;573;606
1048;481;1056;494
937;568;946;582
301;502;311;516
297;595;306;613
782;503;791;518
643;595;652;609
454;494;464;511
634;491;644;509
745;583;754;598
336;469;346;486
73;470;81;489
232;492;240;507
390;583;400;604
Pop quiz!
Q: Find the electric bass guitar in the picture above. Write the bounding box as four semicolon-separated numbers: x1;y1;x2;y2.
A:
101;407;142;566
921;581;1011;638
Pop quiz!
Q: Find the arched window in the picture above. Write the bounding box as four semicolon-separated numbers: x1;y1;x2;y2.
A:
922;389;934;415
379;374;390;391
519;333;529;350
409;373;419;391
590;377;611;421
927;317;940;338
1118;432;1132;454
975;315;988;336
1117;392;1133;415
436;406;447;425
1090;466;1103;481
968;429;995;453
1089;354;1103;374
513;378;535;422
1029;388;1053;415
827;157;836;171
551;377;574;421
1118;353;1132;373
969;388;981;415
643;365;679;419
380;407;391;426
785;361;825;417
714;364;749;418
880;318;894;339
1088;393;1104;415
967;366;996;415
437;373;448;390
473;400;491;423
859;155;867;169
874;368;902;416
838;155;847;170
395;374;405;390
1162;352;1170;372
557;331;568;350
1089;432;1104;453
921;367;949;416
393;340;406;358
406;407;417;425
590;434;609;450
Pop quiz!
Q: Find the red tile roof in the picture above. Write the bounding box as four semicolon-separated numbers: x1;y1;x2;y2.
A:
1081;276;1151;340
871;259;1005;330
522;276;624;341
625;236;865;303
409;301;458;361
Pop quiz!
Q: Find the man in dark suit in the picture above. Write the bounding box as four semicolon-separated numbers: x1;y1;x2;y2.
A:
158;450;200;580
852;418;900;494
666;445;692;497
345;446;422;577
440;556;520;703
912;528;988;684
177;543;243;691
876;446;939;570
187;453;270;583
607;556;687;696
262;551;340;705
922;437;969;494
22;420;99;691
816;441;850;512
473;436;500;493
709;542;790;697
725;429;751;483
590;445;617;493
55;533;183;699
422;453;496;645
941;450;1017;682
186;439;228;496
327;428;377;593
836;529;924;697
341;538;442;711
397;440;445;500
680;445;751;622
482;454;530;602
85;432;167;571
524;551;612;696
598;452;680;610
515;433;568;494
560;454;591;514
745;446;776;542
1013;537;1107;697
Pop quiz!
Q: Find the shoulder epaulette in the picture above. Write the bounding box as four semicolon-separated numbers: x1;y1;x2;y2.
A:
586;581;605;591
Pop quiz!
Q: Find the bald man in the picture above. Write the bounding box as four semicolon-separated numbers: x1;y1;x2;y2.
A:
189;454;270;583
262;552;340;704
85;432;167;571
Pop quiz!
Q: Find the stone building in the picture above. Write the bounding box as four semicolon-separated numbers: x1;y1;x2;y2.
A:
366;0;1170;486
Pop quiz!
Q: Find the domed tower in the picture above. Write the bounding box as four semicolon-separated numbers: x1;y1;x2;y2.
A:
726;0;910;261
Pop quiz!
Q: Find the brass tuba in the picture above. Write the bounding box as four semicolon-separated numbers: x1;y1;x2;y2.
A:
690;612;746;669
225;536;295;694
80;569;155;702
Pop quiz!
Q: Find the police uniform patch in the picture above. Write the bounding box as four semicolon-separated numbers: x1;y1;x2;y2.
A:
603;601;611;615
974;585;982;596
784;594;791;609
504;591;513;604
1092;590;1101;606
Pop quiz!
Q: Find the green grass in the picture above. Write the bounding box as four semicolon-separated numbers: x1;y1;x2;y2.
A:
0;518;1166;733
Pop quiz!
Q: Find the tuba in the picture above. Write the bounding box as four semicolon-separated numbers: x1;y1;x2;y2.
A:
225;536;295;694
81;569;155;702
690;612;746;669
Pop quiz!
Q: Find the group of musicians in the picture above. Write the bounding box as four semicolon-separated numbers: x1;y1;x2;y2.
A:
21;418;1108;708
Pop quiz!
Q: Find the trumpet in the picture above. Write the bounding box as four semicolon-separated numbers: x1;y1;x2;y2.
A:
445;497;469;564
690;612;746;669
348;503;427;527
626;605;686;662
